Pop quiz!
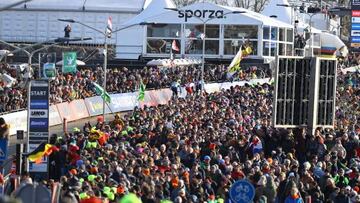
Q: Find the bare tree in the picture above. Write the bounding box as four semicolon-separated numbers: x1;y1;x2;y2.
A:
173;0;269;12
233;0;269;12
173;0;199;6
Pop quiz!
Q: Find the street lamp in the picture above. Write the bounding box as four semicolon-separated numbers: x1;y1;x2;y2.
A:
165;8;245;95
29;37;92;78
303;12;321;57
58;18;144;121
0;0;32;12
276;4;301;26
0;37;92;79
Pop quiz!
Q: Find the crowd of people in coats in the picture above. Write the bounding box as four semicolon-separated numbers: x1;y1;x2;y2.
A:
0;62;266;113
12;65;356;203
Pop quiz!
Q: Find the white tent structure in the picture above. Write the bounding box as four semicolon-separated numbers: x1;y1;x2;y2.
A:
262;0;346;57
262;0;293;25
122;0;176;26
120;2;294;61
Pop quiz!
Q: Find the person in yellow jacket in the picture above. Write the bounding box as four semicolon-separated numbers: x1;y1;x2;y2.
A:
111;113;124;130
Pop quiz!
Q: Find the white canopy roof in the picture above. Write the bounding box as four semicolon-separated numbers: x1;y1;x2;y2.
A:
122;2;293;28
0;0;145;12
262;0;292;25
122;0;176;26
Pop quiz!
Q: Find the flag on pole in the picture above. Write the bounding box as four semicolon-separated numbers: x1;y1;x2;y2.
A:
138;81;146;101
106;16;112;38
172;40;179;52
25;143;59;164
227;46;252;76
93;82;111;103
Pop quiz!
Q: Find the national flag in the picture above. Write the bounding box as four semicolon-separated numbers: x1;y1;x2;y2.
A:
93;82;111;103
227;46;252;75
172;40;179;52
138;81;146;101
106;16;112;38
26;143;59;164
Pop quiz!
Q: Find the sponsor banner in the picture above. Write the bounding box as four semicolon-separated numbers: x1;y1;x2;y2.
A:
2;110;27;135
353;10;360;17
56;100;89;122
29;110;48;118
154;89;172;105
352;30;360;36
353;17;360;23
352;0;360;10
84;96;111;116
352;36;360;43
352;24;360;30
28;143;47;172
49;105;62;126
28;79;49;178
62;52;77;74
109;92;137;112
140;90;159;108
30;100;49;109
29;118;49;131
204;83;220;93
29;88;49;99
69;100;90;120
43;63;56;79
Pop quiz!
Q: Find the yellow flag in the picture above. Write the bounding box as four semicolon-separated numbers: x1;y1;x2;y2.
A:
227;46;252;75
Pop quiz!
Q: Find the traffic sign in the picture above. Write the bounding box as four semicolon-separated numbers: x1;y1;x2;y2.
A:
229;180;255;203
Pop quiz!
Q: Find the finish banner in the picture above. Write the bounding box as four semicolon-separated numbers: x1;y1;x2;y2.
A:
27;80;49;175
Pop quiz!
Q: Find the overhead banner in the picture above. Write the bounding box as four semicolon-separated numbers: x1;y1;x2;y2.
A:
27;80;49;176
39;53;56;79
351;0;360;51
62;52;77;74
43;63;56;79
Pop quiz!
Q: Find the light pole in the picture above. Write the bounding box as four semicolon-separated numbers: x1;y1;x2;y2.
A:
0;37;91;79
58;19;145;121
276;4;299;26
165;8;245;95
304;12;321;57
0;0;32;12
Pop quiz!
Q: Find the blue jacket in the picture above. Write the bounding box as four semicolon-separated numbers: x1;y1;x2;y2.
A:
285;196;303;203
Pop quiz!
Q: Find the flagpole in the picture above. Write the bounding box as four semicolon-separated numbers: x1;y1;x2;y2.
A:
102;34;108;122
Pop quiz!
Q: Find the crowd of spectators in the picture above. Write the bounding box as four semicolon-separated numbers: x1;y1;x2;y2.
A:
0;63;269;113
12;64;356;203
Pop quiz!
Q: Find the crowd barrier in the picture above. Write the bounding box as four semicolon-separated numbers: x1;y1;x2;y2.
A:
2;78;270;135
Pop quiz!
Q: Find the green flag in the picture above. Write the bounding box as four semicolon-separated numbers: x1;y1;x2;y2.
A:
138;81;146;101
62;52;77;73
93;82;111;103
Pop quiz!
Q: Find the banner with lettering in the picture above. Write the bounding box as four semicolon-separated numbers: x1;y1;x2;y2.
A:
62;52;77;74
27;80;49;177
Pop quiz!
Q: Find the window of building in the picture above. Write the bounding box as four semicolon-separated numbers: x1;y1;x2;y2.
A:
147;24;181;38
184;24;219;55
224;25;258;39
263;26;270;40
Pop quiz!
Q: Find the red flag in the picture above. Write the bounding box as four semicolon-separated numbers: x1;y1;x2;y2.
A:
106;16;112;38
172;40;179;52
